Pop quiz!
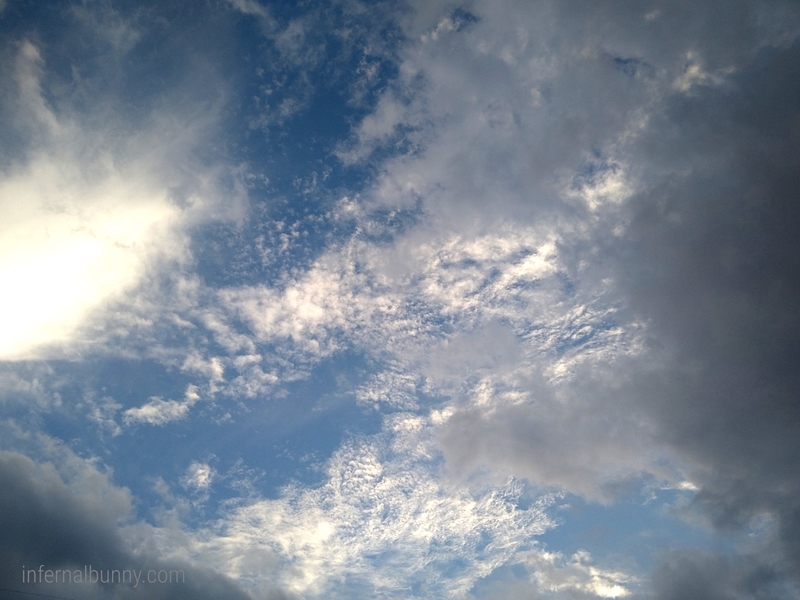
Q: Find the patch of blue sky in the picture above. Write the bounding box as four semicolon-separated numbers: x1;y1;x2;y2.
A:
551;315;621;356
571;151;621;190
356;200;425;244
1;357;194;427
190;22;406;286
225;350;383;458
231;2;403;180
449;8;480;31
6;0;236;122
468;562;529;599
0;346;387;516
612;57;641;78
7;357;388;530
537;489;725;575
555;271;576;297
189;213;326;288
166;353;381;497
1;0;405;292
503;278;547;296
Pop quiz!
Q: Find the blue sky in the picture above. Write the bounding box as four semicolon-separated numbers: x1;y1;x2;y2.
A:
2;1;800;599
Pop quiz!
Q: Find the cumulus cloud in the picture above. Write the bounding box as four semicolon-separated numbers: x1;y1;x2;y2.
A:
647;549;795;600
468;549;639;600
437;370;666;503
602;37;800;594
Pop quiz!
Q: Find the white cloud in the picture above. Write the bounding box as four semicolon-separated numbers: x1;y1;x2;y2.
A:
0;147;183;359
0;365;57;409
526;550;636;597
219;265;349;354
86;394;123;437
201;224;605;402
123;385;200;427
672;53;735;92
138;408;644;599
227;0;271;20
355;369;420;410
182;461;215;492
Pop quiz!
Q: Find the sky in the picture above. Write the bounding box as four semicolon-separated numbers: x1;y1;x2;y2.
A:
1;1;799;599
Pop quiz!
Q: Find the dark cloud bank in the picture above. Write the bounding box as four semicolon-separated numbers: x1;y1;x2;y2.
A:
625;39;800;599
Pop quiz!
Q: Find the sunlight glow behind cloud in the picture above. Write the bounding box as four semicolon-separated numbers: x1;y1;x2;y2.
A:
0;153;181;359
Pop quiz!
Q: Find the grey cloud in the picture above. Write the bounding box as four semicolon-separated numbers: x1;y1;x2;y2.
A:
425;320;522;383
367;0;800;235
647;549;798;600
0;451;131;575
469;573;541;600
438;366;660;502
0;450;285;600
611;38;800;593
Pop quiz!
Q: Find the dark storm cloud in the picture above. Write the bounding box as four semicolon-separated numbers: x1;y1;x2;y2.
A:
0;451;293;600
648;549;796;600
613;38;800;596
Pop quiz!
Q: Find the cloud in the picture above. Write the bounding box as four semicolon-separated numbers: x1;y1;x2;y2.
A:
528;550;636;598
335;0;800;594
468;548;639;600
165;413;561;598
227;0;272;20
602;37;800;594
0;449;266;600
182;461;214;491
123;386;200;426
355;368;420;410
166;410;644;598
648;549;799;600
3;1;800;598
199;220;625;411
437;370;666;503
0;10;245;361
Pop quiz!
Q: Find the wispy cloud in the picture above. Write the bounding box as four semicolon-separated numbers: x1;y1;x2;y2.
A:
177;412;563;598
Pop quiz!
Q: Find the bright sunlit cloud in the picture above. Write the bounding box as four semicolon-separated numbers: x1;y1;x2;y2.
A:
0;153;181;359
